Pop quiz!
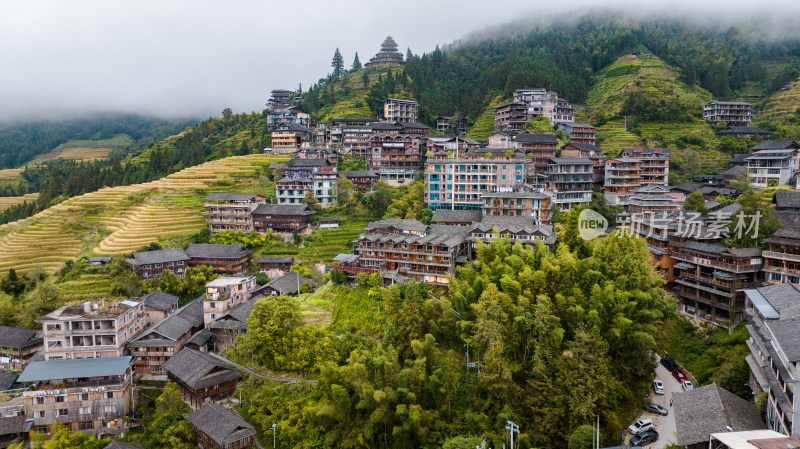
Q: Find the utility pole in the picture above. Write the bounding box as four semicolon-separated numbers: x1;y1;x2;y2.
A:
464;343;471;369
506;421;519;449
271;423;277;449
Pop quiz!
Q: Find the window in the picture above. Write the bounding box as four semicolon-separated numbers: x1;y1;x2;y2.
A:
57;409;68;416
79;422;93;430
38;411;45;418
55;396;65;403
80;407;91;415
106;391;114;399
80;393;89;401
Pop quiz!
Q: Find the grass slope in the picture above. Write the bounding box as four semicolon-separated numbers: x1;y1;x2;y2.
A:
466;94;508;141
0;154;288;274
761;76;800;139
316;68;410;122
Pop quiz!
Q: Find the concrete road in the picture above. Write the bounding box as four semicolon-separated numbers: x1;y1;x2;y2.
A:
626;361;683;448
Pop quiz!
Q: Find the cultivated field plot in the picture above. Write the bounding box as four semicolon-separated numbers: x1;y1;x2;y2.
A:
0;168;23;179
48;147;112;161
0;193;39;211
0;154;287;274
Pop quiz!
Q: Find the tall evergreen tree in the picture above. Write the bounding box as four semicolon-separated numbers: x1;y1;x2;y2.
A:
352;52;362;71
331;48;344;78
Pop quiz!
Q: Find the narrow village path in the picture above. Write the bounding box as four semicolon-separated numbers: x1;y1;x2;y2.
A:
205;351;318;384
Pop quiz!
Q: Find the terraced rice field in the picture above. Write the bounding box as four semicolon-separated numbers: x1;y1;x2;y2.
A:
0;154;287;274
0;193;39;211
0;168;23;179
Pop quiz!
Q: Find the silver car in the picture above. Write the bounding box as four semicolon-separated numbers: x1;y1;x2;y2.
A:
653;379;664;395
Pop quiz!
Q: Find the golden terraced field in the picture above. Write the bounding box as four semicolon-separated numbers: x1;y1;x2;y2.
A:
0;193;39;211
0;154;287;274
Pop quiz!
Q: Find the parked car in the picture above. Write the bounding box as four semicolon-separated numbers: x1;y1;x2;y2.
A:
681;380;694;391
653;379;664;395
660;357;678;372
628;418;655;434
630;429;659;447
644;403;668;416
672;368;688;383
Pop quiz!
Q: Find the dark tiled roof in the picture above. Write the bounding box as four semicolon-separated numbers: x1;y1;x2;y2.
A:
203;193;262;201
257;256;295;264
750;140;800;151
0;326;41;349
265;272;315;295
18;357;132;382
128;248;189;266
89;257;112;263
186;244;250;260
276;123;313;133
774;191;800;209
514;133;557;144
773;212;800;227
621;147;670;157
729;153;752;163
339;170;378;178
371;122;403;131
482;191;550;199
140;291;179;311
185;328;212;347
716;126;770;135
365;219;428;232
252;203;315;216
670;182;704;193
561;142;603;153
431;209;483;224
401;122;430;130
722;165;748;177
162;348;240;390
208;297;260;331
318;217;340;223
548;157;594;165
186;403;255;447
0;416;27;437
131;298;202;345
673;383;764;446
287;157;331;168
0;371;16;391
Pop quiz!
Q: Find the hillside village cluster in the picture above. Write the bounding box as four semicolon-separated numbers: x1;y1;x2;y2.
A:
1;37;800;449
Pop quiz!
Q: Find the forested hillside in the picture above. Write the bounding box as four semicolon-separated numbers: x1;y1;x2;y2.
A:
0;114;192;169
301;16;800;130
0;112;272;225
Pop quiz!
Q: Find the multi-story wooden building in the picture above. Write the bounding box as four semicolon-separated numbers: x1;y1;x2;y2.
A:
368;130;422;185
512;88;575;124
203;276;257;326
494;102;529;132
339;170;379;193
347;219;470;286
560;143;606;183
18;356;133;438
125;248;190;280
626;184;681;216
206;297;258;352
276;156;338;206
128;298;203;375
430;209;483;227
271;122;313;151
384;98;418;123
672;241;762;326
256;256;295;278
545;158;593;211
186;403;256;449
620;148;670;186
716;126;771;139
604;158;642;206
703;101;753;127
556;122;596;145
515;133;558;171
39;298;146;360
202;193;265;234
481;192;552;225
251;203;315;234
744;283;800;438
424;158;534;210
0;326;41;371
186;244;251;276
162;348;241;409
763;225;800;285
467;216;557;253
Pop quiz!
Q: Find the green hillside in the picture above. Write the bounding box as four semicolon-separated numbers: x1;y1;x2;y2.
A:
761;76;800;139
466;94;508;140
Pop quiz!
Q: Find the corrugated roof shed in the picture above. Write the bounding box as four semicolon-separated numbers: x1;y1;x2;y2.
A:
17;356;132;382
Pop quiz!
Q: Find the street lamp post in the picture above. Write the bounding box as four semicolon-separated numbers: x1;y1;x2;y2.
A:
271;423;277;449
